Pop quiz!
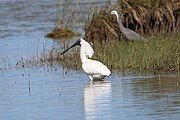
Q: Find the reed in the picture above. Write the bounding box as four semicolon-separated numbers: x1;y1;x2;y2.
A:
93;34;180;71
14;1;180;72
84;0;180;42
118;0;179;34
57;34;180;72
14;34;180;72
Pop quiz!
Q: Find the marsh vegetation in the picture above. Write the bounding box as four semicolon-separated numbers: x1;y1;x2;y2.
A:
2;0;179;72
43;0;180;72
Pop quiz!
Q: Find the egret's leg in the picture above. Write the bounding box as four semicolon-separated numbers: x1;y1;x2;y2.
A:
88;75;93;82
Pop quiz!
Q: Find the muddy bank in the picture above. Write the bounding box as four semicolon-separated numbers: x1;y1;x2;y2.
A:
46;27;79;39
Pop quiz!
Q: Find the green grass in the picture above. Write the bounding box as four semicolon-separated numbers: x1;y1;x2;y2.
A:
14;34;180;72
57;34;179;72
92;34;180;71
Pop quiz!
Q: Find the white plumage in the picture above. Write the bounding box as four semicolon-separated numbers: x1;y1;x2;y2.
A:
61;38;111;81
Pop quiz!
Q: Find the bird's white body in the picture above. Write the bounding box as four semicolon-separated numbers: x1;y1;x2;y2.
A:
79;39;111;81
82;59;111;80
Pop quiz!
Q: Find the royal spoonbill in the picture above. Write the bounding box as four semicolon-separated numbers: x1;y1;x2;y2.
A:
61;38;111;81
111;10;146;41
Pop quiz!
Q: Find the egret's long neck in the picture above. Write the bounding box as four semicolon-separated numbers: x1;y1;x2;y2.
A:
115;13;126;32
80;46;88;63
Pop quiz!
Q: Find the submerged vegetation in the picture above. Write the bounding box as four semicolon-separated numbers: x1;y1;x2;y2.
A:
46;27;79;39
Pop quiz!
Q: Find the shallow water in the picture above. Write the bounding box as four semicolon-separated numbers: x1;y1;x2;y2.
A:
0;0;180;120
0;68;179;120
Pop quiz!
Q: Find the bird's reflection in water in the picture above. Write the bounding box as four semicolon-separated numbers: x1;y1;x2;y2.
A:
84;80;112;120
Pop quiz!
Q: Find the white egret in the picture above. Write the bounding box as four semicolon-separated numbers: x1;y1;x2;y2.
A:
61;38;111;81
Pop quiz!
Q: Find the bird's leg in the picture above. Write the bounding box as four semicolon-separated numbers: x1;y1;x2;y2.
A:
88;75;93;82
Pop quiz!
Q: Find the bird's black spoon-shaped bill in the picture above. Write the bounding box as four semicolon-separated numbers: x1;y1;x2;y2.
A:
61;44;76;55
61;39;81;55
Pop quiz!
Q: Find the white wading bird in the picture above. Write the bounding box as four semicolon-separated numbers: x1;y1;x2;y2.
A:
61;38;111;81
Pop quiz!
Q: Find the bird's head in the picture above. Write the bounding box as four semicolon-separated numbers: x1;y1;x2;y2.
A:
61;38;94;58
61;39;81;55
111;10;120;20
111;10;124;20
111;10;118;16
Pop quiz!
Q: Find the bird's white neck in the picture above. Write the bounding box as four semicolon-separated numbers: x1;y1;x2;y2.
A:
80;47;89;64
79;39;94;64
114;12;119;21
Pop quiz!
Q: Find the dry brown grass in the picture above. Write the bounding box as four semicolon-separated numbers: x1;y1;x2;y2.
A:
118;0;179;34
84;0;180;42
